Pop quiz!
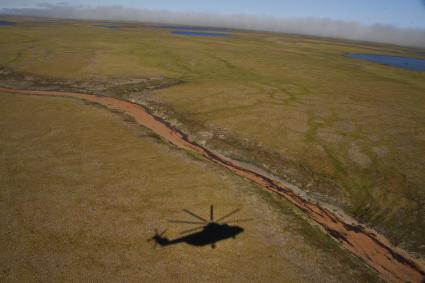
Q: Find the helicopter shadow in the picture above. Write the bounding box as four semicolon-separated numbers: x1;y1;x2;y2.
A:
149;205;252;248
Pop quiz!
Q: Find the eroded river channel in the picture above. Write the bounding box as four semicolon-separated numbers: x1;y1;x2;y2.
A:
1;87;424;283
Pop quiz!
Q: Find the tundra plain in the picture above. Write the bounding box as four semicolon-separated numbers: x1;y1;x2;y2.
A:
0;16;425;281
0;91;380;282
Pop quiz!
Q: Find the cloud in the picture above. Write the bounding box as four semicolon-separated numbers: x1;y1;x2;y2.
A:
2;3;425;48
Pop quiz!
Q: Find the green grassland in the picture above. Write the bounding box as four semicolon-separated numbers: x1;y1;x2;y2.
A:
0;16;424;256
0;92;380;282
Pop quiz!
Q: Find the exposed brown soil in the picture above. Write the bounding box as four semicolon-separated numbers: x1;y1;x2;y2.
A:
1;86;424;283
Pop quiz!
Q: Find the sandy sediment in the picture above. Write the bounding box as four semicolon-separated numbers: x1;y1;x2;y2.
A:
1;87;424;283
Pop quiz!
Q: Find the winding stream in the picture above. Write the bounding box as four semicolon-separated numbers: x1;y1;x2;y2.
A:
1;87;424;283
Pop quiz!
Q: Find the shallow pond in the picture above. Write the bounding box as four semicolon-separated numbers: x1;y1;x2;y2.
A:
347;53;425;71
0;21;16;26
171;31;229;37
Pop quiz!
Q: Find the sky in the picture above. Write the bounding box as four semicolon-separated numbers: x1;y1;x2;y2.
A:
2;0;425;28
1;1;425;47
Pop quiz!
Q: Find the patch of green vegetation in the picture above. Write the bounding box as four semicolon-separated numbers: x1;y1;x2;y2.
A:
106;78;181;99
186;150;205;161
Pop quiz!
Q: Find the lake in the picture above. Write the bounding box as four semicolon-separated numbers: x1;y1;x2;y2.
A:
347;53;425;72
151;24;230;32
171;31;229;37
0;21;16;26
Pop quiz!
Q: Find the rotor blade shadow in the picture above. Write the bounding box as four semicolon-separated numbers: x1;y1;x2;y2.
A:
216;208;241;222
183;209;208;222
169;220;206;225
